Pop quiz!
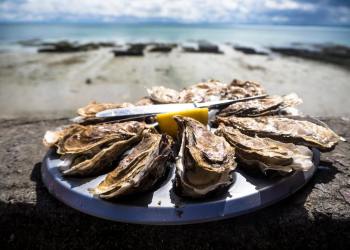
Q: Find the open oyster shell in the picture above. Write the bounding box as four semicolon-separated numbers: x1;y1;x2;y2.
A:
92;131;173;199
174;116;237;198
216;126;313;175
217;116;341;151
218;93;302;117
43;121;146;176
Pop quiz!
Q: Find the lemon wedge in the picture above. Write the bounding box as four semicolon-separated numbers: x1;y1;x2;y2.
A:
156;108;208;137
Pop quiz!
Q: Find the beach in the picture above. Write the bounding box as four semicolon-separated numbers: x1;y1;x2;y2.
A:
0;43;350;119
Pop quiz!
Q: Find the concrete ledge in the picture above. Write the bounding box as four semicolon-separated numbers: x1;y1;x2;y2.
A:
0;117;349;249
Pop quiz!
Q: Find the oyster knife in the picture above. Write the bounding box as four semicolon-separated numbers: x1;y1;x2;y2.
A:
96;95;267;119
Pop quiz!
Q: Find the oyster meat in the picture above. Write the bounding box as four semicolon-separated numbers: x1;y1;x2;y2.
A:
218;93;302;117
43;121;146;176
174;116;237;198
92;131;173;199
217;116;341;151
216;126;313;175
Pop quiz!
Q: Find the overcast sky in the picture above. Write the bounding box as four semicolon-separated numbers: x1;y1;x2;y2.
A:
0;0;349;26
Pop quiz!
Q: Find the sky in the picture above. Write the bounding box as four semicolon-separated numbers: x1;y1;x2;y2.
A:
0;0;349;26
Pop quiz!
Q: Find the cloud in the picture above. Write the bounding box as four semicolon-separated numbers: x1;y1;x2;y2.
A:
265;0;316;11
0;0;349;25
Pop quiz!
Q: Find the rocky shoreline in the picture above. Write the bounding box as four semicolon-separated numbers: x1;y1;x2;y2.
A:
16;39;350;68
270;45;350;68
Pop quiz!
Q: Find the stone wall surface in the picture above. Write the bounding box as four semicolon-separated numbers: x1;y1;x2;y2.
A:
0;117;349;249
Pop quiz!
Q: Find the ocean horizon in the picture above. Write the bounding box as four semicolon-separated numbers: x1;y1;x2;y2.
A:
1;23;350;51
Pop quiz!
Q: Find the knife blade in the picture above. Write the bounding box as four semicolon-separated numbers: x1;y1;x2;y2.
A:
96;103;195;118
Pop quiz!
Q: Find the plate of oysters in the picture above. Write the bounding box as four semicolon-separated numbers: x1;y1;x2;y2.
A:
42;79;343;225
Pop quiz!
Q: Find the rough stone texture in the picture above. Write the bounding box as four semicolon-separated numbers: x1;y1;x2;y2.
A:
0;117;349;249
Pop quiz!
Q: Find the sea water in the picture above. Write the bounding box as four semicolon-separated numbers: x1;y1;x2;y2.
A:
0;23;350;49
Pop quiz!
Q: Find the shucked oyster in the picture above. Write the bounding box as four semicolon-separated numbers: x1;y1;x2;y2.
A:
217;116;341;151
218;93;302;117
92;131;173;199
43;121;146;176
174;116;236;198
216;126;313;175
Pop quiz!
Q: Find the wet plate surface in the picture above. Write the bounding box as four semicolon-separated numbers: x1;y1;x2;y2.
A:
42;148;319;225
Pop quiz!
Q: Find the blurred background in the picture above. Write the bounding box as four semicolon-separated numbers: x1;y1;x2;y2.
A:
0;0;349;119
